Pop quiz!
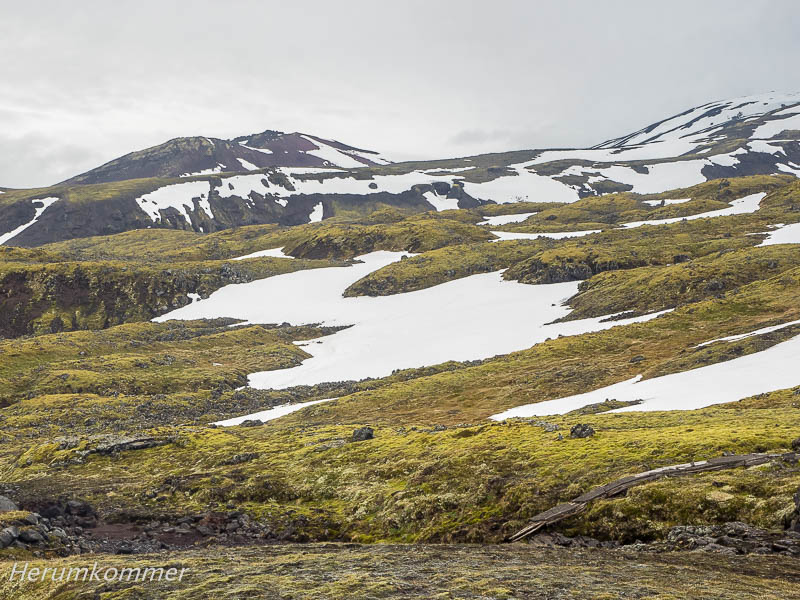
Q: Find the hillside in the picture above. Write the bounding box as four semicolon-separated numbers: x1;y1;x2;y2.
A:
62;131;391;185
1;172;800;549
1;96;800;599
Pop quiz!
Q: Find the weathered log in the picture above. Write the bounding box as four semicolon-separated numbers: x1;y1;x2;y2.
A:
507;451;798;542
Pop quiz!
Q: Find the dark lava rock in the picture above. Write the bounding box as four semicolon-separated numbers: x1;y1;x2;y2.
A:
18;528;45;543
431;181;451;196
239;420;263;427
0;495;18;512
0;528;17;548
222;452;261;465
791;437;800;451
629;355;645;364
351;427;374;442
666;521;800;556
788;487;800;532
570;424;595;439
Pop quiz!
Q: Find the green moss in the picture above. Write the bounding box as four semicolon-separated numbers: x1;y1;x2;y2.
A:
3;174;800;555
563;244;800;320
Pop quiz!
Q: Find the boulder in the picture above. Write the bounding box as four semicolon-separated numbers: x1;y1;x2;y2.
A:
0;528;17;548
0;496;18;512
570;424;595;438
18;528;44;543
351;427;374;442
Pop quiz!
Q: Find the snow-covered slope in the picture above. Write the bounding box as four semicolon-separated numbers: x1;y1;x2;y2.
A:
4;92;800;246
156;251;667;389
63;130;390;185
595;92;800;149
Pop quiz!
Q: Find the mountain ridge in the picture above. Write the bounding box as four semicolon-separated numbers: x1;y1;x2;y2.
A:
2;91;799;247
62;130;391;186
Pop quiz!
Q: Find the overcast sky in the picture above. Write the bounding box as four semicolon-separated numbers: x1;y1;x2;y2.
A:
2;0;799;188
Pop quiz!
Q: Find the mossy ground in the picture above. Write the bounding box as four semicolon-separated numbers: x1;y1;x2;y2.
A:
344;176;800;297
1;544;798;599
1;175;800;594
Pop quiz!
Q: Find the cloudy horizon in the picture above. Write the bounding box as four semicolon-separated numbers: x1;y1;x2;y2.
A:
2;0;800;188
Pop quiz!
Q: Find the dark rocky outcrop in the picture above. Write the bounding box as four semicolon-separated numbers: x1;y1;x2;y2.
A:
664;521;800;557
570;424;595;438
351;427;375;442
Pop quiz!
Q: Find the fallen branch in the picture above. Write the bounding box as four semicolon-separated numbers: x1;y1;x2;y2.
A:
507;451;799;542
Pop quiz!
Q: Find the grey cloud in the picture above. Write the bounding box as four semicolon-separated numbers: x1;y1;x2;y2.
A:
1;0;799;187
449;130;514;145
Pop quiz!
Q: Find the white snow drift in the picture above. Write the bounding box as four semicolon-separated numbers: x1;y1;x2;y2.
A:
490;331;800;419
213;398;335;426
757;222;800;246
490;230;600;241
156;251;666;389
0;197;59;245
308;202;324;222
136;181;212;222
623;192;766;228
231;248;293;260
479;212;538;226
695;319;800;348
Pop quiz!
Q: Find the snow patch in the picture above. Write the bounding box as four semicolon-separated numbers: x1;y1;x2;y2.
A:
696;319;800;347
596;161;708;194
642;199;691;207
156;251;665;389
180;164;223;177
239;143;273;155
757;221;800;246
0;197;59;245
623;192;766;228
136;182;211;223
478;212;538;226
215;174;270;199
423;191;460;212
491;230;599;241
213;398;335;426
463;164;580;204
236;158;259;171
490;331;800;418
232;248;293;260
751;113;800;139
308;202;324;222
747;140;785;155
706;148;747;167
302;136;369;169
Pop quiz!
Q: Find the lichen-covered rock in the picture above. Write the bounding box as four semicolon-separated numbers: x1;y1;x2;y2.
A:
570;424;595;438
352;427;374;442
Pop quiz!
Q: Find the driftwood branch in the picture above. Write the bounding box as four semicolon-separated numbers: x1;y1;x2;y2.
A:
507;451;798;542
